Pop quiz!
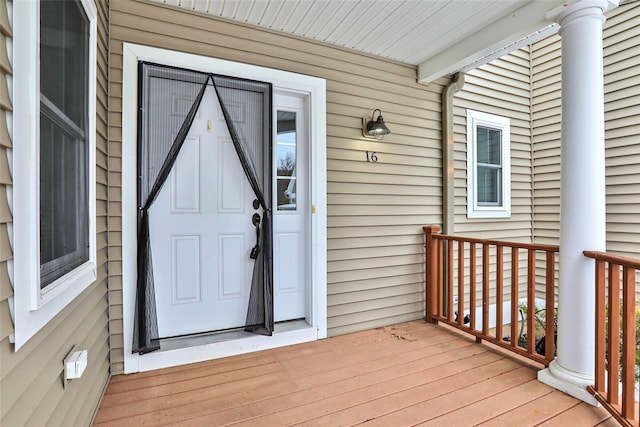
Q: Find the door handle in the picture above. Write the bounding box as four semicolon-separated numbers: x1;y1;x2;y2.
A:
250;213;261;259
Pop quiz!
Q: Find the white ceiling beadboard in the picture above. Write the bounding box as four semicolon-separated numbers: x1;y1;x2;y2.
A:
150;0;567;83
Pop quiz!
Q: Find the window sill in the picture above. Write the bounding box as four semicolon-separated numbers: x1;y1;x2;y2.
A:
38;261;97;309
467;208;511;219
13;261;97;351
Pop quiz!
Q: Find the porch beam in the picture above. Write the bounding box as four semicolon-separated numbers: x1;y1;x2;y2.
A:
417;1;563;84
538;0;618;406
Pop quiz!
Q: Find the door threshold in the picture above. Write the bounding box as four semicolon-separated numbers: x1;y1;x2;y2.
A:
159;329;254;352
137;320;316;372
158;319;309;352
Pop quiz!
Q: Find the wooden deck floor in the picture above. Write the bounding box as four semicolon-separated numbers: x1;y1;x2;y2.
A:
94;321;616;426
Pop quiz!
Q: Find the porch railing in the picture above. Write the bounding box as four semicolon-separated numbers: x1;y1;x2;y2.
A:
423;225;558;366
583;250;639;427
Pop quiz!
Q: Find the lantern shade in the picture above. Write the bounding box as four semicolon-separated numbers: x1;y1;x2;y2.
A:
363;109;391;139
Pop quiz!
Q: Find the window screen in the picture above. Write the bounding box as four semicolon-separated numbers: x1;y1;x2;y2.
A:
476;126;502;206
39;0;90;287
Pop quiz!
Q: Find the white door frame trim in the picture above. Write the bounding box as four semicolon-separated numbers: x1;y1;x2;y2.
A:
121;43;327;373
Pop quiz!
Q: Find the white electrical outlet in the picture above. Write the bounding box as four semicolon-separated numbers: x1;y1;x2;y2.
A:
65;350;88;381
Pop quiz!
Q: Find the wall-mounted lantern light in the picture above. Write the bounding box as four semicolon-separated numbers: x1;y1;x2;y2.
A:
362;109;391;140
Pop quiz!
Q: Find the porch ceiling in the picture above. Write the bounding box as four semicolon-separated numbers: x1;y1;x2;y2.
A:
150;0;564;83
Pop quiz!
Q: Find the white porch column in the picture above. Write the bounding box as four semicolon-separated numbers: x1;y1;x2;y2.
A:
538;0;617;405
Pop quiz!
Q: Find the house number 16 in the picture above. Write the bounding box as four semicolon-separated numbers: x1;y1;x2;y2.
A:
366;151;378;162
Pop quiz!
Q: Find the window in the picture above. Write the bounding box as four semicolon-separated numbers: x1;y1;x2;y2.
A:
12;0;97;350
40;0;90;287
466;110;511;218
276;110;297;211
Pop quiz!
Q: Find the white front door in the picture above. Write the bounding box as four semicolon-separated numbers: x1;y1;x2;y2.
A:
145;80;310;338
148;82;259;338
273;92;309;322
122;44;327;373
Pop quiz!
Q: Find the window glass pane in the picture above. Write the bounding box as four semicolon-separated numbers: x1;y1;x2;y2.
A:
40;0;88;128
276;110;297;211
39;114;88;287
477;126;501;165
39;0;90;287
477;166;501;205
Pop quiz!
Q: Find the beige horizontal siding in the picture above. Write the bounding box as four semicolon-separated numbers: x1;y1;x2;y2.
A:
533;2;640;256
107;0;444;370
603;1;640;265
529;35;567;301
0;1;111;425
0;0;9;348
531;32;561;248
532;2;640;298
453;47;533;243
448;49;534;311
0;0;10;361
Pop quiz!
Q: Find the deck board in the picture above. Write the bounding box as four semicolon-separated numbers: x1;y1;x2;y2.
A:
94;321;612;426
478;390;581;426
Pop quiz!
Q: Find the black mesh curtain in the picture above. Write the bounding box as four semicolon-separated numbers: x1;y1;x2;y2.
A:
133;62;273;354
215;77;273;335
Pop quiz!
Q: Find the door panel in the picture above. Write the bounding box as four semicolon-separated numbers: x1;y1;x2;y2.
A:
218;138;246;213
275;233;301;292
218;234;247;299
172;235;201;303
171;136;200;213
273;92;309;322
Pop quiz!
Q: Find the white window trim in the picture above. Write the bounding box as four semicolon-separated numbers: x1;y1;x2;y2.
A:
466;109;511;219
121;43;327;373
11;0;98;351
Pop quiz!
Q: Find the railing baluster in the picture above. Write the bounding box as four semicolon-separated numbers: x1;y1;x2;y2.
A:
496;245;504;342
437;239;443;318
458;240;464;327
527;249;535;355
448;238;454;321
511;248;519;350
423;225;439;324
607;262;619;406
621;266;635;421
482;243;490;337
470;242;476;332
545;251;555;363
